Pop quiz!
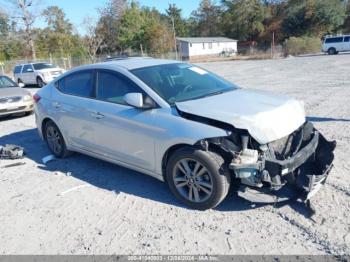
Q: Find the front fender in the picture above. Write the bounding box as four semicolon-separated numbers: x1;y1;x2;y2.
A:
153;108;230;175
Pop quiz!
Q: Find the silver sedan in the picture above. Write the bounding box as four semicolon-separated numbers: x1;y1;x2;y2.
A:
34;58;335;210
0;76;34;117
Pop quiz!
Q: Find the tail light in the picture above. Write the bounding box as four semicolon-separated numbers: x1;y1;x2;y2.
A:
33;94;41;103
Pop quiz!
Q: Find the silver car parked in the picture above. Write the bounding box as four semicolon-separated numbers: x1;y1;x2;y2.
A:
14;62;65;88
0;75;34;117
34;58;335;210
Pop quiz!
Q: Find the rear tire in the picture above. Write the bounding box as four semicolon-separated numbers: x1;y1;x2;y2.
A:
328;48;336;55
166;146;231;210
44;121;72;158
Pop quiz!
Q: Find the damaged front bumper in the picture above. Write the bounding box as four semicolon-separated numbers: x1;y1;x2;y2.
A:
230;122;336;204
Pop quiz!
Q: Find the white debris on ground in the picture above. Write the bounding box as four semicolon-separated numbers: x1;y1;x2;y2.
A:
0;54;349;255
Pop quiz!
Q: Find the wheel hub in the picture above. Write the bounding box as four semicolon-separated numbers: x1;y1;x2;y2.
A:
173;158;213;203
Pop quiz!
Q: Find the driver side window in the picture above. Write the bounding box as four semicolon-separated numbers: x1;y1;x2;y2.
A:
96;71;144;105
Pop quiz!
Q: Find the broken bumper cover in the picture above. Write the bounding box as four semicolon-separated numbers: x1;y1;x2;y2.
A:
235;123;336;203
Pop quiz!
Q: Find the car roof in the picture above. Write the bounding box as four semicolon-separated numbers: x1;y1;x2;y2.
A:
99;57;180;70
15;62;51;67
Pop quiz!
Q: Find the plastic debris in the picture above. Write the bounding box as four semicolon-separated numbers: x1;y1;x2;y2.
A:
0;145;25;159
42;155;56;164
0;162;26;169
58;184;91;196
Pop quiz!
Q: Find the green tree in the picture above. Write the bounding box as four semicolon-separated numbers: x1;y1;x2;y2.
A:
97;0;127;54
222;0;268;41
42;6;73;34
166;4;188;37
0;11;9;37
283;0;346;37
117;2;145;51
117;2;173;55
190;0;223;37
343;0;350;31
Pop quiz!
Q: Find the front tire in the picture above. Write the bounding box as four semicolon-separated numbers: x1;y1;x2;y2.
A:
328;48;337;55
44;121;71;158
37;77;45;88
166;146;231;210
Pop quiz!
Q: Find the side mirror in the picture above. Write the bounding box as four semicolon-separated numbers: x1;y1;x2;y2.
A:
123;93;144;108
18;83;25;88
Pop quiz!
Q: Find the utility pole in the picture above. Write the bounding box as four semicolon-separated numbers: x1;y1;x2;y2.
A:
171;16;178;60
271;31;275;59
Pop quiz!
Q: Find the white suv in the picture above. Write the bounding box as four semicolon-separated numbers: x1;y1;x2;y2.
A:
14;62;65;88
322;35;350;55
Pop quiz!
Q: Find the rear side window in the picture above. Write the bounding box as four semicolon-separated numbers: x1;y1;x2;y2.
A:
344;36;350;42
325;37;344;44
96;71;143;105
57;71;94;98
22;64;33;73
14;66;22;74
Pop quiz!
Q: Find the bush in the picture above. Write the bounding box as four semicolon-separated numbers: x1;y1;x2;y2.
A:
284;36;322;56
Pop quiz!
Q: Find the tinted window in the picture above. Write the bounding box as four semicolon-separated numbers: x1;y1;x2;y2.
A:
0;76;17;88
22;64;33;73
96;71;142;105
344;36;350;42
33;63;56;70
58;71;94;98
132;63;236;105
14;65;22;74
325;37;343;43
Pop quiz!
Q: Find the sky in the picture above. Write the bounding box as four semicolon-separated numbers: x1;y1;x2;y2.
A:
35;0;202;34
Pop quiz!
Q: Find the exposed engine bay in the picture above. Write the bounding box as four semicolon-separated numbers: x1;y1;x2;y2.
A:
194;119;336;209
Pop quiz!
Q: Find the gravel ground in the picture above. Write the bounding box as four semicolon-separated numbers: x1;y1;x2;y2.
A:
0;54;349;255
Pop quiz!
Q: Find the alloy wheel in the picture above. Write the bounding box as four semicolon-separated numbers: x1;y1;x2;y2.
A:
172;158;213;203
46;125;63;155
37;78;45;88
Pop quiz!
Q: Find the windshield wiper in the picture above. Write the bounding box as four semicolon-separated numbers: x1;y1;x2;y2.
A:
194;89;231;100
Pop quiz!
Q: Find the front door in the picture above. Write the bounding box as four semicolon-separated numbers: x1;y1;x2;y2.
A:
88;70;157;171
21;64;34;84
344;36;350;51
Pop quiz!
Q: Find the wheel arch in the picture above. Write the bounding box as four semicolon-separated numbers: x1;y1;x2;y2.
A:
160;135;237;181
41;118;68;146
41;117;54;140
161;143;192;181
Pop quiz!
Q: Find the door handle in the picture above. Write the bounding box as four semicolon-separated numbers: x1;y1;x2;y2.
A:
90;111;105;119
53;102;61;109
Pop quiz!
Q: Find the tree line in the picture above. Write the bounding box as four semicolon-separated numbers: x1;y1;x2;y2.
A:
0;0;349;62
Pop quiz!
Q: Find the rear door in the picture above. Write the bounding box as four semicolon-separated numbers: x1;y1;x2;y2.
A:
52;70;97;150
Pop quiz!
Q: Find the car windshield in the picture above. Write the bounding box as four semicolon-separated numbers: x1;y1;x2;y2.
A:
131;63;237;105
33;63;56;70
0;76;17;88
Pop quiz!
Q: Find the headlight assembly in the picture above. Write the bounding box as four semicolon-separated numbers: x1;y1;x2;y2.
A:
23;94;32;101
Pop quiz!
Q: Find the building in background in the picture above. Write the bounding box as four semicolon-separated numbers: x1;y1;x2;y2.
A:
176;37;238;60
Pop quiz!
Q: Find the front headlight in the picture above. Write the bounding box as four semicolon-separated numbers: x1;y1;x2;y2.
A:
44;72;51;78
23;94;32;102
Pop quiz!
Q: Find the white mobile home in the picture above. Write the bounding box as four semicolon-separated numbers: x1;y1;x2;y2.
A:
176;37;238;60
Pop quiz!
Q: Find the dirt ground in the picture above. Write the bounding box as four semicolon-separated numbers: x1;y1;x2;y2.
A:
0;54;349;255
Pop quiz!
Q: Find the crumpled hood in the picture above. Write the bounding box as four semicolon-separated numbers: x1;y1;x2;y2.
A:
176;89;306;144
